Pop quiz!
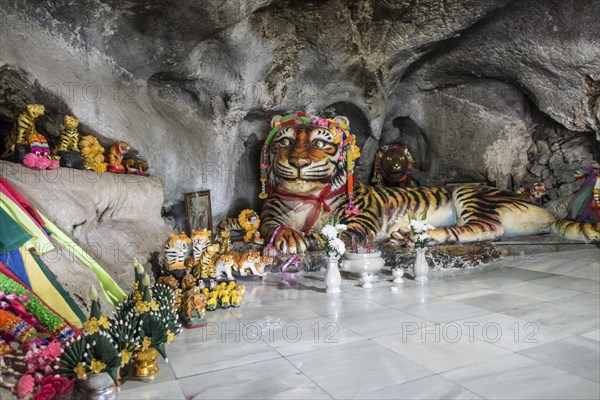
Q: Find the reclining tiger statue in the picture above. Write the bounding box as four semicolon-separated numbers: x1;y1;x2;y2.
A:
258;112;600;254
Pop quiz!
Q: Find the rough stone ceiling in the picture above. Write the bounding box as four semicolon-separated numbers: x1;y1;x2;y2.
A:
0;0;598;219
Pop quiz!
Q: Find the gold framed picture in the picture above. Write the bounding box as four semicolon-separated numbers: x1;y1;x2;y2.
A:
184;190;213;236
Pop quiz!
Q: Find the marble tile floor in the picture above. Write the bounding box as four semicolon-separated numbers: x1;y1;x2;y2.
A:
119;246;600;399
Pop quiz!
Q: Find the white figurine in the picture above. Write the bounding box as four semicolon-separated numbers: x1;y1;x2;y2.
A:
392;267;404;283
360;272;374;289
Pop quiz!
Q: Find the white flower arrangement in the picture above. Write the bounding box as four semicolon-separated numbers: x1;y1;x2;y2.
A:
408;215;435;248
320;223;347;258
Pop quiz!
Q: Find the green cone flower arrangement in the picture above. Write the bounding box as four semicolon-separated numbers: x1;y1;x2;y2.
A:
59;286;121;383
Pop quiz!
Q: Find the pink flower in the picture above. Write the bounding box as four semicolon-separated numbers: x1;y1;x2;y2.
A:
36;156;50;170
57;378;75;396
41;341;62;359
32;383;56;400
16;374;35;397
47;159;60;170
41;375;70;395
23;153;39;168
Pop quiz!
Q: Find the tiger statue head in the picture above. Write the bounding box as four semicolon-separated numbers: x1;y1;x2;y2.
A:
63;115;79;130
166;232;191;250
191;228;211;246
263;113;359;195
217;253;234;266
238;209;260;232
378;145;414;177
181;273;197;291
25;104;45;119
244;251;261;264
156;275;179;289
204;243;220;256
112;141;131;156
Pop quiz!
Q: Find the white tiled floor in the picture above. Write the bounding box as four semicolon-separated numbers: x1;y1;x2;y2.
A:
119;246;600;399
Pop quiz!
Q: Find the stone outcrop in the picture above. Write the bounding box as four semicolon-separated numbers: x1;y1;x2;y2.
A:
0;0;598;223
1;161;171;311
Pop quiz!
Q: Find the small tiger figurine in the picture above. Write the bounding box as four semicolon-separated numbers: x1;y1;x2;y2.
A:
213;253;235;281
192;243;220;280
229;251;264;276
123;159;150;176
106;141;131;173
181;286;207;320
185;229;211;271
54;115;80;154
217;230;231;253
258;255;274;275
162;232;191;272
2;104;45;158
216;209;265;244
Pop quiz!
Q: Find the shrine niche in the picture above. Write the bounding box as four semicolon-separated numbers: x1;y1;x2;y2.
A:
371;144;425;187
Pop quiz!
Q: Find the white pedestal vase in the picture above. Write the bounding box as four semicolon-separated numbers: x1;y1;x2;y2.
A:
339;251;385;275
413;247;429;282
325;256;342;294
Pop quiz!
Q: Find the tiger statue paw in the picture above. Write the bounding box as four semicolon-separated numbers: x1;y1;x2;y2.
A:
271;226;309;254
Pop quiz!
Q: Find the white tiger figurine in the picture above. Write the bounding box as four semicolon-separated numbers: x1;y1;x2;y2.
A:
163;232;191;272
214;253;235;281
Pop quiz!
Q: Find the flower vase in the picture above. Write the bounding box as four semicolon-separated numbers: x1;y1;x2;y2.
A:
75;372;117;400
413;247;429;282
134;347;160;378
324;256;341;294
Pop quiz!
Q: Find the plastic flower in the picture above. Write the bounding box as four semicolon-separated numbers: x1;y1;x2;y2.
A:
120;350;132;367
329;237;346;256
74;363;87;380
17;374;35;397
415;233;431;243
320;225;339;239
41;340;62;359
89;359;106;374
135;301;150;314
32;383;56;400
141;336;152;351
166;330;175;345
83;318;100;335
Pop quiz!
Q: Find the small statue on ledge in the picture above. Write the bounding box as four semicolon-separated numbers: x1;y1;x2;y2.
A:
55;115;80;153
23;134;60;170
54;115;84;169
106;141;131;173
371;144;424;188
79;135;107;173
123;159;150;176
2;104;45;162
516;182;547;205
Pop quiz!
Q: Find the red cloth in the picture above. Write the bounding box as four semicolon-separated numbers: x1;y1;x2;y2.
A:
267;184;346;232
0;177;47;233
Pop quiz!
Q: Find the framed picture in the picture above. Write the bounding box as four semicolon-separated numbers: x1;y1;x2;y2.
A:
184;191;213;236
